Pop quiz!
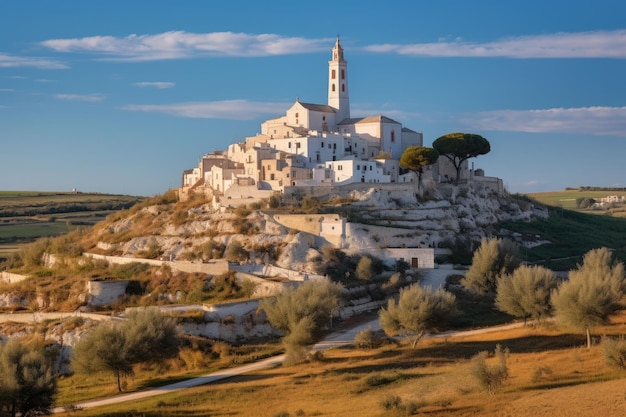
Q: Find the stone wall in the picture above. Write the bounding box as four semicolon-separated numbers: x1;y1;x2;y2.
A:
83;253;229;275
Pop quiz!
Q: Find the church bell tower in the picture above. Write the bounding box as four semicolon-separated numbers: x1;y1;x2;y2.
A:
328;37;350;123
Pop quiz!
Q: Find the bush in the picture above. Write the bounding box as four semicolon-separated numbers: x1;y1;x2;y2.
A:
379;394;402;410
601;337;626;369
354;328;381;349
469;344;509;395
379;394;419;415
356;256;374;281
224;241;249;262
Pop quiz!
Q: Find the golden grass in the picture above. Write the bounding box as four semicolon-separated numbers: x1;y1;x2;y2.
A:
53;314;626;417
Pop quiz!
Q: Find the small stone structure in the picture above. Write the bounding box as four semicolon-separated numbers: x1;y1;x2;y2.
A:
87;279;130;306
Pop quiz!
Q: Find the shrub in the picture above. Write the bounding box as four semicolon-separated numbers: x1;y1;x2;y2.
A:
301;195;321;213
200;239;225;260
601;337;626;369
354;328;380;349
234;205;251;218
355;256;374;281
224;241;249;262
379;394;402;410
531;366;553;383
469;344;509;395
268;193;281;209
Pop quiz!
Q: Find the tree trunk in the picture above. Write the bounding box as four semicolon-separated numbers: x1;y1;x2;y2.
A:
586;327;591;349
410;331;425;348
116;370;122;392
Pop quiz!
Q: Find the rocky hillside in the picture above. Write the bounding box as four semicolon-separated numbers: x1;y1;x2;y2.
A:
86;183;547;271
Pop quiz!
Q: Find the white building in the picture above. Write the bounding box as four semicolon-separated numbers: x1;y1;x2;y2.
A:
181;38;427;200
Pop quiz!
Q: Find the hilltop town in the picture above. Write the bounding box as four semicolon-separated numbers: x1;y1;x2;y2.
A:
179;38;503;209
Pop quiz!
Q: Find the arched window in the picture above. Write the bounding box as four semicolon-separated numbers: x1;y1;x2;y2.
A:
390;130;395;142
332;84;336;92
342;84;345;92
331;69;336;79
341;69;345;79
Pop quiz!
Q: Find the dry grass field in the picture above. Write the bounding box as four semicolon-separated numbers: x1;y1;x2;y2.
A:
53;314;626;417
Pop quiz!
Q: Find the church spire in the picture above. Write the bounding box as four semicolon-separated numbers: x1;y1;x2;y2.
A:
328;37;350;123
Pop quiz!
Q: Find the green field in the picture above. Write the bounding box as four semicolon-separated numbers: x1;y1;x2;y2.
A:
0;191;143;257
527;189;626;210
0;191;142;217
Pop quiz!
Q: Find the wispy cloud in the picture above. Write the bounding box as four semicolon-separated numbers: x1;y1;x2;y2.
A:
0;88;16;92
133;81;175;89
35;78;56;83
54;93;106;102
0;52;68;68
42;32;331;61
461;106;626;136
364;30;626;58
121;99;287;119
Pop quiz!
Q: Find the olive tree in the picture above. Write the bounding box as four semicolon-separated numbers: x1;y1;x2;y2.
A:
496;265;558;324
399;146;439;198
0;338;57;417
379;284;456;348
462;238;521;295
72;307;179;391
552;247;626;348
258;280;343;363
432;132;490;184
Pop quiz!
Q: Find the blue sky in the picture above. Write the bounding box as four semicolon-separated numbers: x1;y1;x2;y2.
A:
1;0;625;196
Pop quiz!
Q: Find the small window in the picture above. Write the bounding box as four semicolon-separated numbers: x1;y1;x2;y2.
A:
357;165;360;170
295;112;299;117
341;69;345;79
331;69;336;79
332;84;336;92
391;130;395;142
342;84;345;92
288;142;292;148
321;142;324;148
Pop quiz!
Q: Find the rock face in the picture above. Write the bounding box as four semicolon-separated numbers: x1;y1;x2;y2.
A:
94;183;547;271
340;183;548;251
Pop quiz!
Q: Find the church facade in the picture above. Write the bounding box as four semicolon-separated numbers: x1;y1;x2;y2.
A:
180;38;435;203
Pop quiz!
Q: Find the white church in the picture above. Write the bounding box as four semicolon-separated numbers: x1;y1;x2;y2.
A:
180;38;494;204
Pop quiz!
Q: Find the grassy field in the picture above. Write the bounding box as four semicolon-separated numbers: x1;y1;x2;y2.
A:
0;191;142;216
527;189;626;217
0;191;143;257
52;313;626;417
503;195;626;270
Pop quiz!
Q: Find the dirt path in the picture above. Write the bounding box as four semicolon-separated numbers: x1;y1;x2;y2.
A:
52;317;525;413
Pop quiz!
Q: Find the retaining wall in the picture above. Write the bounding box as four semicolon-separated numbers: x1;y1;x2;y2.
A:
83;253;229;275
